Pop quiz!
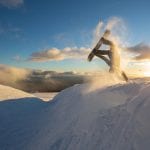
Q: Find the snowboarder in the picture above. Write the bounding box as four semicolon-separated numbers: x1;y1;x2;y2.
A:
88;30;128;82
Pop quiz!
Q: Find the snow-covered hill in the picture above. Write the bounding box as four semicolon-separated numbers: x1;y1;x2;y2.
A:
0;84;35;101
0;81;150;150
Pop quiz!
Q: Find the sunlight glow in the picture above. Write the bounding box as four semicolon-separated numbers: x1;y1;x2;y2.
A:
141;62;150;77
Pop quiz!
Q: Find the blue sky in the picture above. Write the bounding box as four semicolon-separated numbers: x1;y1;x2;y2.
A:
0;0;150;72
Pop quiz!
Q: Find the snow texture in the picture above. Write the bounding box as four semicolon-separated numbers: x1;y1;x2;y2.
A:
0;81;150;150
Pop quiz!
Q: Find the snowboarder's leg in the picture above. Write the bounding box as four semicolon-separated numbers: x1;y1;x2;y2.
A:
94;49;110;55
93;49;111;66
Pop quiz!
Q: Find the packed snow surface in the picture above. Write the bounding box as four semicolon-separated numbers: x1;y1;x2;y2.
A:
0;80;150;150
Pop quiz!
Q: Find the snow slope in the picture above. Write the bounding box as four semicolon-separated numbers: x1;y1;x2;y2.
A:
0;84;35;101
0;81;150;150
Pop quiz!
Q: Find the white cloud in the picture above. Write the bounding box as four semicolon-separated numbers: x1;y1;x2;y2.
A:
0;0;24;8
29;47;90;62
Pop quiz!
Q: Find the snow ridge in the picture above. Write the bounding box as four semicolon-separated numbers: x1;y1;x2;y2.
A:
0;81;150;150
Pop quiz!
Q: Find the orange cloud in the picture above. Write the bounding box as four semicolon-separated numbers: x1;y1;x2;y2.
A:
126;43;150;61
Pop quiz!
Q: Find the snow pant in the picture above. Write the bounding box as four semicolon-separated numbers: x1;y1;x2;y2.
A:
93;49;115;72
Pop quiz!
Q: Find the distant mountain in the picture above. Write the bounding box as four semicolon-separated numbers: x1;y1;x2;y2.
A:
0;64;85;92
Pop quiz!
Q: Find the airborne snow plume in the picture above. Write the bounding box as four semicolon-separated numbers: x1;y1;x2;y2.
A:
83;72;125;93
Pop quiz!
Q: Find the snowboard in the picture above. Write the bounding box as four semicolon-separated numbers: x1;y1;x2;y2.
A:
88;30;109;62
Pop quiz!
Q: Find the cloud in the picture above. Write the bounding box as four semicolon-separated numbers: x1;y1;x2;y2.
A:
0;64;31;89
0;0;24;8
0;24;23;40
12;55;22;61
0;64;86;92
126;43;150;61
29;47;90;62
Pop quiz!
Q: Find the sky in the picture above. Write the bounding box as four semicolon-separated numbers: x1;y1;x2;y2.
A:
0;0;150;73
